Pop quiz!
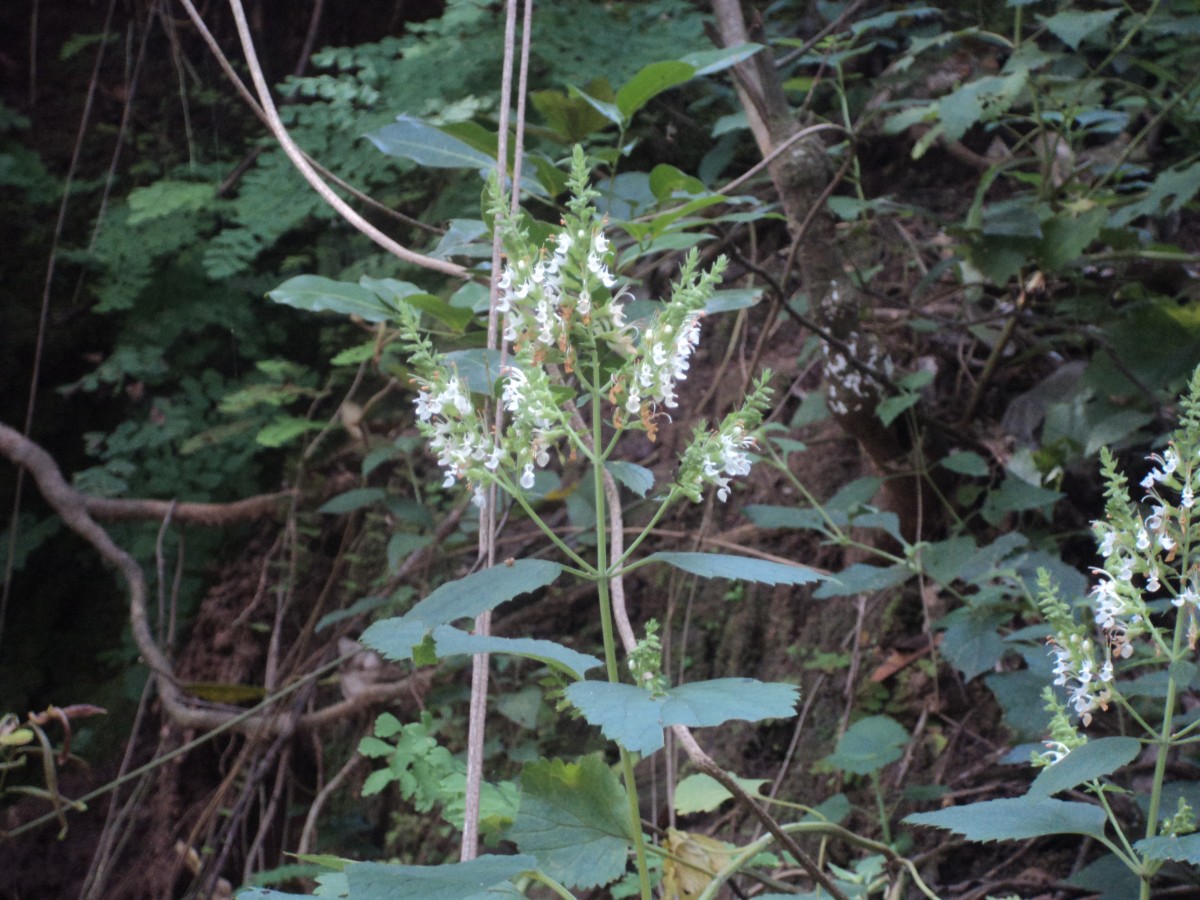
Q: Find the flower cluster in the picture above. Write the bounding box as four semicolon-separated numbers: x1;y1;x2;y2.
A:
1040;374;1200;731
676;375;772;504
496;227;625;350
401;148;768;513
1031;687;1088;767
411;370;498;508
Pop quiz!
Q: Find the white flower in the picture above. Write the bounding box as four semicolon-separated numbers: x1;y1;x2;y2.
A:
1041;740;1072;765
1184;483;1195;509
1098;528;1118;556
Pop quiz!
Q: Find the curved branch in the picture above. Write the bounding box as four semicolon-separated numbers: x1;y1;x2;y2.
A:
223;0;469;280
84;492;291;525
0;421;418;739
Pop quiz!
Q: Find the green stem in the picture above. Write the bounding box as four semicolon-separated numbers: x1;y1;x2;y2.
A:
523;870;577;899
872;775;892;846
612;487;682;571
503;481;597;575
589;385;651;900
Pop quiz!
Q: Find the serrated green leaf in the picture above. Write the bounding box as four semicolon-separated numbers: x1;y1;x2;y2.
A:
510;757;633;890
1029;737;1142;798
360;560;563;663
565;678;798;754
824;715;909;776
673;772;767;815
938;605;1010;681
905;796;1108;842
616;61;696;121
744;505;833;532
342;856;534;899
1135;833;1200;864
268;275;397;322
646;552;824;585
813;564;912;599
366;115;495;170
317;488;386;515
605;460;654;497
429;625;603;678
408;559;562;624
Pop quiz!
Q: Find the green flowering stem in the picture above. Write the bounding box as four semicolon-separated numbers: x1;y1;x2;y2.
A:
1142;601;1188;892
588;375;652;900
612;487;684;572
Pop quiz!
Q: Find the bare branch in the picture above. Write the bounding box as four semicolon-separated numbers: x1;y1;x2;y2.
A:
222;0;470;279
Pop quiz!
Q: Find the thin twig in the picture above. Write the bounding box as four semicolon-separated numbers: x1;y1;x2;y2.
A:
222;0;468;278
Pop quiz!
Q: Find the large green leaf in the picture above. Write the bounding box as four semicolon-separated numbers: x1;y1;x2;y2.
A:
937;605;1010;681
744;505;831;532
359;277;472;332
905;796;1108;842
616;61;696;121
360;560;563;663
429;626;602;679
1028;737;1142;798
679;44;763;77
342;855;535;899
565;678;798;754
509;756;633;889
646;552;824;586
267;275;398;322
824;715;909;777
366;115;495;170
407;559;561;623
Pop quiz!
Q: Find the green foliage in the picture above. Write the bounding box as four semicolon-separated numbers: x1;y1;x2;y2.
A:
509;756;634;889
907;796;1109;843
359;711;518;843
564;678;799;755
824;716;910;778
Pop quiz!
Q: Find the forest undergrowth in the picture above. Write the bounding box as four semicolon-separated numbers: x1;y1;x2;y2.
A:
3;2;1200;899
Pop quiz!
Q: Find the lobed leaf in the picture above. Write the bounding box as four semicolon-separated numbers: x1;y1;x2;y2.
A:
565;678;798;754
509;757;633;889
905;796;1108;842
646;551;824;586
267;275;397;323
1028;737;1142;798
342;855;534;899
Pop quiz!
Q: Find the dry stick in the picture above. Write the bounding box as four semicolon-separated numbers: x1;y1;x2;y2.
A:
0;0;118;658
462;0;526;861
178;0;433;234
298;753;364;856
223;0;468;280
0;422;425;737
